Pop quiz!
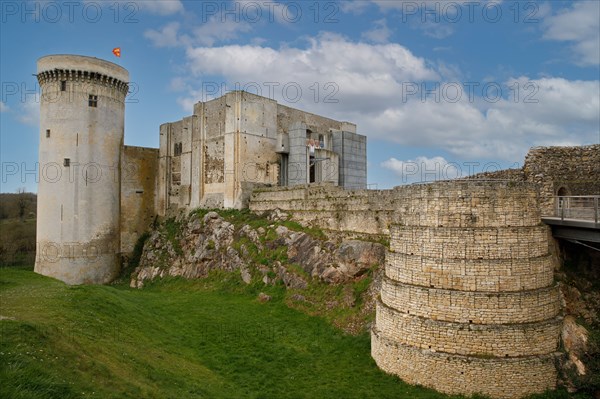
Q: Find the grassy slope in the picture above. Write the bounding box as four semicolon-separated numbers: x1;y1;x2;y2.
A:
2;266;458;399
0;206;591;398
0;266;590;399
1;267;587;399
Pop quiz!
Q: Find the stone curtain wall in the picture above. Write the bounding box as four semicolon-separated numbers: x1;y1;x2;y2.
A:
247;148;597;397
371;181;561;399
121;146;159;254
250;183;397;237
523;145;600;215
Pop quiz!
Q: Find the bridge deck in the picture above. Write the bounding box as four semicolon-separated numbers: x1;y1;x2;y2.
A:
542;196;600;243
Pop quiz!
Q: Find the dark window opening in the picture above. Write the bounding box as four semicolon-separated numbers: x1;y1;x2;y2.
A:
280;154;288;186
174;142;183;156
88;94;98;107
46;129;50;138
64;158;70;167
61;80;66;91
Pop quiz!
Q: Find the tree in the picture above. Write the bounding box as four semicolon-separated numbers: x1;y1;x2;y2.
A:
16;187;27;221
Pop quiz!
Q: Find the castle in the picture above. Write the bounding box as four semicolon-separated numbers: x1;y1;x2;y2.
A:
34;54;600;399
34;55;366;284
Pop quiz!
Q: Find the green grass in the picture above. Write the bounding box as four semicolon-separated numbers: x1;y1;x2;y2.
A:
189;208;327;241
0;266;446;398
0;267;590;399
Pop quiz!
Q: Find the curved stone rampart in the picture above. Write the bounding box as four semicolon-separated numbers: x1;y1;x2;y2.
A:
380;277;560;324
385;252;554;292
376;300;561;357
372;329;557;399
372;181;561;398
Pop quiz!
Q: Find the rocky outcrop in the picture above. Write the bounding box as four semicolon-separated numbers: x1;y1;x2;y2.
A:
130;210;384;290
555;240;600;396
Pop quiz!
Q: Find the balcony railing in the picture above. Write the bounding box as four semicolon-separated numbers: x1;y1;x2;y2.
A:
554;196;600;223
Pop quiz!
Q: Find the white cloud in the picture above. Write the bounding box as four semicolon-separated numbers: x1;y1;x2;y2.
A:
381;156;461;183
356;77;599;160
168;77;187;92
372;0;503;10
370;0;505;39
145;17;253;48
251;37;268;46
339;1;371;15
17;95;40;126
361;19;392;43
139;0;183;15
543;1;600;66
184;33;438;111
144;22;184;48
0;101;8;112
418;21;454;39
176;34;597;163
192;17;253;46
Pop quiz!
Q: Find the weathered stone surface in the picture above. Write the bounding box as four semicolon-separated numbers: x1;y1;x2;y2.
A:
561;315;589;376
336;240;385;278
130;212;383;288
372;181;561;399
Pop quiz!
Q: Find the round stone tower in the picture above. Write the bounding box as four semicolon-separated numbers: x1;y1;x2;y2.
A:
35;55;129;284
372;180;561;399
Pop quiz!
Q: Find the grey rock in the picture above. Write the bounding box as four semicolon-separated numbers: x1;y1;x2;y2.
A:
241;266;252;284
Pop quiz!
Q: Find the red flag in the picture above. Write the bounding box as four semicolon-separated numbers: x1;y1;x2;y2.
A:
112;48;121;58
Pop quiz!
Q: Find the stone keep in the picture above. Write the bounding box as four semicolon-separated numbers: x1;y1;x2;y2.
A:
371;181;561;399
35;55;129;284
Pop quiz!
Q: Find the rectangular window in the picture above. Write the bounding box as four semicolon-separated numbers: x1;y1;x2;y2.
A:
88;94;98;107
174;142;183;156
46;129;50;138
61;81;66;91
64;158;70;167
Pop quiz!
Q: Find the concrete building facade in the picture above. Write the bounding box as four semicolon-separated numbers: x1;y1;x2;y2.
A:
157;91;366;214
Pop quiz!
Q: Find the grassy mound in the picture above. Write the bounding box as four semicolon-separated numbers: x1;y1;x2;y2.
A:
0;266;588;398
1;266;447;398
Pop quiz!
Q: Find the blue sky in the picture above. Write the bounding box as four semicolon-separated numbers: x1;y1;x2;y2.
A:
1;0;599;193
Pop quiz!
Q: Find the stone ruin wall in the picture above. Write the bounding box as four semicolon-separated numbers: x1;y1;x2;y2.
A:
121;145;159;253
247;145;600;398
250;181;562;398
523;145;600;215
250;183;398;238
469;144;600;215
371;181;561;399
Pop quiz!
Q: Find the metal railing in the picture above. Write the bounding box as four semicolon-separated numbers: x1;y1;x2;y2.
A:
555;196;600;223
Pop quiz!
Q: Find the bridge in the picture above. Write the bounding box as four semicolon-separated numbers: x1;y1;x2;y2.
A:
541;196;600;245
